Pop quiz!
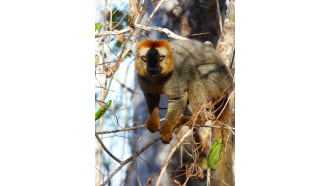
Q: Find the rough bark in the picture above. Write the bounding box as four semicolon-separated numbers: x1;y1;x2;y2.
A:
212;0;235;185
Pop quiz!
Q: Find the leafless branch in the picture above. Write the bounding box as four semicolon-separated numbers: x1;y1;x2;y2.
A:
99;136;162;186
216;90;235;120
95;133;122;163
191;32;211;36
96;118;165;134
194;124;235;131
96;124;146;134
155;129;193;186
136;0;150;24
134;24;188;40
113;11;128;30
113;77;135;93
133;152;142;186
144;0;165;25
96;24;188;40
96;26;132;37
207;168;211;186
216;0;223;33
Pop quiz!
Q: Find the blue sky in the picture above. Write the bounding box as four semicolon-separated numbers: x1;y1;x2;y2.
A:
95;0;135;185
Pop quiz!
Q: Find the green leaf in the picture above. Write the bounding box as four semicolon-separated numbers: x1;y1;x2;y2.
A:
95;100;112;121
208;138;223;170
95;23;102;32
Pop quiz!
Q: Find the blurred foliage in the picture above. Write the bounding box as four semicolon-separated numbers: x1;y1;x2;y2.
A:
106;8;128;30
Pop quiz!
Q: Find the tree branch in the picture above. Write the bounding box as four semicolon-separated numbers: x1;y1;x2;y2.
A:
133;152;142;186
99;136;162;186
134;24;188;40
96;24;188;40
216;0;223;33
113;77;135;93
96;118;165;134
144;0;165;26
95;134;122;163
96;124;146;134
194;124;235;131
155;129;193;186
96;26;132;37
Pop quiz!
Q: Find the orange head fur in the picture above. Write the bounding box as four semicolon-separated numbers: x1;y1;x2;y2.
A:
135;40;173;77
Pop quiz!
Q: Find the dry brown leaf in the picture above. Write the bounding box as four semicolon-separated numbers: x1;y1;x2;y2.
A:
115;33;124;43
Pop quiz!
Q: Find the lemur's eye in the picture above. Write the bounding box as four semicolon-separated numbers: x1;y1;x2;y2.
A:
159;56;165;60
141;56;147;61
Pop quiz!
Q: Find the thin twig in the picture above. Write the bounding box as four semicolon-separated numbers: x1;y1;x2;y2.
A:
134;24;188;40
194;125;235;131
133;152;142;186
136;0;150;24
109;0;113;31
95;134;122;163
96;118;165;134
144;0;165;26
99;136;162;186
155;129;193;186
207;140;212;185
207;168;211;186
216;0;223;33
96;24;188;40
216;91;234;120
224;132;231;164
113;12;128;30
191;32;211;36
96;26;132;36
122;60;134;161
113;77;135;93
230;48;235;75
96;124;146;135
